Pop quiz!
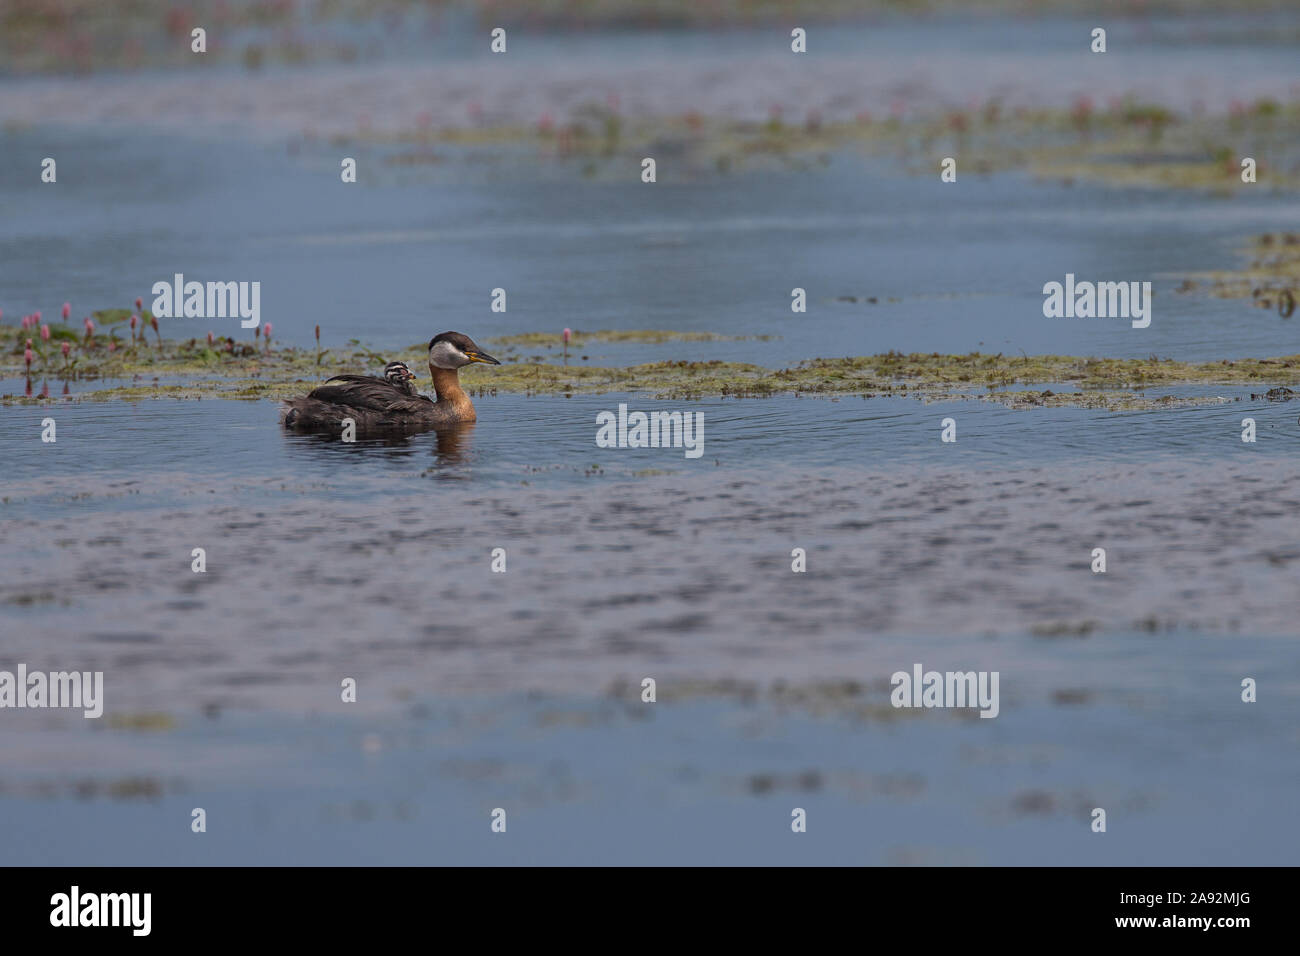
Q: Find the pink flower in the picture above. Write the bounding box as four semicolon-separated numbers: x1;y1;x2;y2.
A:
84;317;95;338
40;324;50;341
263;322;272;338
130;313;138;329
24;346;33;368
563;327;572;343
21;315;30;330
33;310;41;322
135;297;143;310
108;340;117;352
62;302;70;320
61;341;71;357
207;331;215;346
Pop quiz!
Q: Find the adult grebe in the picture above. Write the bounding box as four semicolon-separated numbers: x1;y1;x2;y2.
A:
281;332;500;433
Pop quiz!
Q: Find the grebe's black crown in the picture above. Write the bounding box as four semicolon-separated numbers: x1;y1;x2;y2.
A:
428;331;477;352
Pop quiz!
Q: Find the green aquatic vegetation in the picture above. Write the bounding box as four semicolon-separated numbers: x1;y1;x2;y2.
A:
5;318;1300;409
604;675;929;724
3;590;61;606
797;351;1300;388
309;94;1300;195
487;329;776;347
1023;101;1300;192
1170;233;1300;314
107;713;177;732
91;308;156;325
970;389;1230;411
457;358;779;398
853;100;1298;194
0;321;408;384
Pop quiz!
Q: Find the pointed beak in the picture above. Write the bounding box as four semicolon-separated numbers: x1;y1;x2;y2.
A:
465;349;501;366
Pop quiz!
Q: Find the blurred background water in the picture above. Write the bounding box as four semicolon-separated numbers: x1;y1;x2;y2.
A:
2;128;1299;364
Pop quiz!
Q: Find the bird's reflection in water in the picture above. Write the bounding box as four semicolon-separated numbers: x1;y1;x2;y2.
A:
281;420;477;476
428;421;476;472
287;429;422;458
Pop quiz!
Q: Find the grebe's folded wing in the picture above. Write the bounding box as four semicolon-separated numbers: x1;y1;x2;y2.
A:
325;374;388;385
391;395;436;412
307;377;409;411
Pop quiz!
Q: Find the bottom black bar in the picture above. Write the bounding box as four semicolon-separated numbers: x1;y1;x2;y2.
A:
0;866;1282;942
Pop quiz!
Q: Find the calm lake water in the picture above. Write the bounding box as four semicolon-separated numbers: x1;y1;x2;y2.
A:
3;126;1300;366
2;11;1298;865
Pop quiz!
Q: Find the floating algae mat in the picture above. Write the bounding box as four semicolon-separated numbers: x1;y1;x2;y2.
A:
1170;232;1300;317
487;330;777;347
307;94;1300;194
4;320;1300;410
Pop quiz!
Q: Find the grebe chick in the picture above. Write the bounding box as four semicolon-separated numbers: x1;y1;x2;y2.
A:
281;332;500;434
322;360;420;394
383;361;420;395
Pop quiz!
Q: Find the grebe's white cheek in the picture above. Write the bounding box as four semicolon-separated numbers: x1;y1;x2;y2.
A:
429;340;465;370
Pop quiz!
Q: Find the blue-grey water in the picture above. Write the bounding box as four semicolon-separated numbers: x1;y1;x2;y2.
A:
1;392;1298;517
3;128;1299;364
2;10;1299;866
4;644;1298;866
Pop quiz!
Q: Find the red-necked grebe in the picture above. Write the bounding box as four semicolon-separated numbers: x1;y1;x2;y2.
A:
281;331;500;433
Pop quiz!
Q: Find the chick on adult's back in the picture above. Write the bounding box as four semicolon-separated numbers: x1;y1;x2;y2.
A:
281;332;500;434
